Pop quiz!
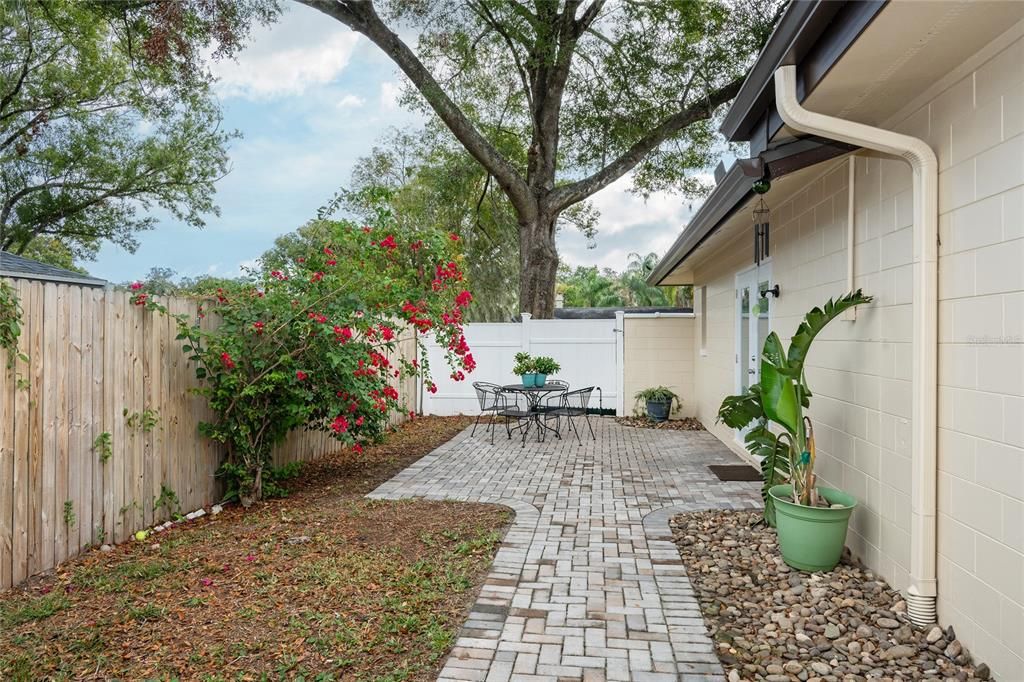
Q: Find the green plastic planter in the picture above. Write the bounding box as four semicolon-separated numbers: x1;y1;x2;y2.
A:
769;484;857;572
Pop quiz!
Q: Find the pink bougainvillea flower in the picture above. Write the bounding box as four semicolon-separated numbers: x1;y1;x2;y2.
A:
330;415;349;433
310;271;324;283
296;370;308;381
220;352;235;370
245;553;256;562
130;281;144;291
456;290;473;308
380;234;398;250
133;293;148;306
353;443;363;454
379;325;395;341
334;325;353;343
296;257;306;263
355;415;364;426
253;321;265;334
200;578;213;587
324;246;335;256
449;233;460;241
326;259;337;266
410;240;423;251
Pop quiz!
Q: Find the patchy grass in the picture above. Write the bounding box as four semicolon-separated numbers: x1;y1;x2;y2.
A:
0;416;511;681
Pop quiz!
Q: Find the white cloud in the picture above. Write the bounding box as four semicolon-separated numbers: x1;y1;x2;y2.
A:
587;173;710;237
336;93;366;109
379;81;402;111
211;7;361;99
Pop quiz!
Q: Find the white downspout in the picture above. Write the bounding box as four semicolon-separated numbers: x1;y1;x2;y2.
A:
774;65;939;626
845;156;857;321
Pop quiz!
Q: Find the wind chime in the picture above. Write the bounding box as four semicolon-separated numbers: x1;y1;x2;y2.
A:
752;197;770;266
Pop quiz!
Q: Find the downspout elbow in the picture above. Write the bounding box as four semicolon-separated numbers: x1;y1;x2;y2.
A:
774;65;939;626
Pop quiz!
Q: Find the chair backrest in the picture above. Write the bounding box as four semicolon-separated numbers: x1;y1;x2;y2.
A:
472;381;504;410
563;386;594;411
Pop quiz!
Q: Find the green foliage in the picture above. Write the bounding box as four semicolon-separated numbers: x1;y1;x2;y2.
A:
511;353;560;376
557;253;689;310
0;593;70;626
163;214;474;505
217;461;303;504
634;386;680;404
92;432;113;463
718;290;872;514
63;500;75;528
531;356;561;376
124;408;159;432
319;127;523;322
154;485;180;517
0;279;27;368
0;0;277;265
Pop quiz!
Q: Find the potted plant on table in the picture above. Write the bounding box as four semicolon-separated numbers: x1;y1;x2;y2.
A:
718;290;872;571
634;386;680;422
513;352;561;387
531;356;561;387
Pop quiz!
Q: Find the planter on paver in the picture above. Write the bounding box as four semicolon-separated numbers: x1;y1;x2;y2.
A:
769;484;856;572
645;398;672;422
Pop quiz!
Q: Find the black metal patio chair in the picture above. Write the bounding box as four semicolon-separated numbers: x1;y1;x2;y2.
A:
496;390;535;445
471;382;508;443
541;386;598;443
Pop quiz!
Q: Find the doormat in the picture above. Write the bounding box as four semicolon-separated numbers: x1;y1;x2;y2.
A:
708;464;761;482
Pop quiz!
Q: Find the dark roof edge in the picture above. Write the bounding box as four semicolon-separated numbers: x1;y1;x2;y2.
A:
647;165;752;286
720;0;886;143
0;270;108;287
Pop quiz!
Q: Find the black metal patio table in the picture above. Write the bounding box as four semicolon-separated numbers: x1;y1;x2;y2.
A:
500;383;566;443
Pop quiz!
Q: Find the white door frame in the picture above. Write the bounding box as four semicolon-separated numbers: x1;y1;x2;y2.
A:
733;262;773;443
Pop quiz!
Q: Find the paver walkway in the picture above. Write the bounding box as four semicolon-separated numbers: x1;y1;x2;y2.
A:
369;418;761;681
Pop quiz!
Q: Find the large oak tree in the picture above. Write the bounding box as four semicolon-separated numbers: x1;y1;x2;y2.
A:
0;0;276;265
294;0;780;317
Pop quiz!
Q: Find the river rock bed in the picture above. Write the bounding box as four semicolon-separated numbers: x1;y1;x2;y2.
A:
671;509;993;682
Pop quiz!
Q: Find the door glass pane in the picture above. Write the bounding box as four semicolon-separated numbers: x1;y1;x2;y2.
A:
739;285;752;392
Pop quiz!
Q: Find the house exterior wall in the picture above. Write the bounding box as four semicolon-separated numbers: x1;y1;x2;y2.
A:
622;316;695;418
687;34;1023;679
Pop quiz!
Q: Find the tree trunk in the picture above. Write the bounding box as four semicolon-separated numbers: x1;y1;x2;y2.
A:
518;211;559;318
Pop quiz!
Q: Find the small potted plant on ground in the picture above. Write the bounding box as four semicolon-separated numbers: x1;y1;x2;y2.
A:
634;386;680;422
718;290;872;571
531;356;561;387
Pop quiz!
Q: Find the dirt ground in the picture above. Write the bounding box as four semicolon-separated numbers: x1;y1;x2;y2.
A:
0;416;511;682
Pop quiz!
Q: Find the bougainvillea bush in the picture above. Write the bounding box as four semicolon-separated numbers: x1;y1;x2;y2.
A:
137;219;475;506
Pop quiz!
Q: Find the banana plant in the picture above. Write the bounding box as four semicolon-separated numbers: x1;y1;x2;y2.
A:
719;290;873;518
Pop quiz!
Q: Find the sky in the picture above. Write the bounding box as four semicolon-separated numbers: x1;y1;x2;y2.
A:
87;3;701;283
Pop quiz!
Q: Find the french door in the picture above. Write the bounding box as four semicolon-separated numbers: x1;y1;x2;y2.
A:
735;265;772;440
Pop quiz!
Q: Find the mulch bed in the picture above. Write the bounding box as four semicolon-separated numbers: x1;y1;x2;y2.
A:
672;509;992;682
615;415;705;431
0;416;511;681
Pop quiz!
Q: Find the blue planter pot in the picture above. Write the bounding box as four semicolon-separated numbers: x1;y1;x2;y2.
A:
521;373;538;387
646;399;672;422
535;373;547;387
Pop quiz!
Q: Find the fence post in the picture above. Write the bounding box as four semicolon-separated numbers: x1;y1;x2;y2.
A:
615;310;625;416
520;312;532;356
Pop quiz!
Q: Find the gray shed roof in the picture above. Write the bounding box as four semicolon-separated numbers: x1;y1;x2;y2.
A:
0;252;107;287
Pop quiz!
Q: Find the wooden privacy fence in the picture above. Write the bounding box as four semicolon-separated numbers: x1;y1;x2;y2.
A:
0;278;418;591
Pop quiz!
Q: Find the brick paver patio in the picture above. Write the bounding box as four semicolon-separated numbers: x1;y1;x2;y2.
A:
369;417;761;681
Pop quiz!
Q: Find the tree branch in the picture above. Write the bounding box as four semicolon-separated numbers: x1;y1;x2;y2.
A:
295;0;531;212
548;76;744;212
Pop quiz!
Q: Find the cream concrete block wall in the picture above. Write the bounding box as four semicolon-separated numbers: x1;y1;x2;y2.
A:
623;316;696;418
687;33;1024;679
913;34;1023;679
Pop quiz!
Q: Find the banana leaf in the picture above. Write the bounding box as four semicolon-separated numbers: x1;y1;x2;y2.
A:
786;290;873;375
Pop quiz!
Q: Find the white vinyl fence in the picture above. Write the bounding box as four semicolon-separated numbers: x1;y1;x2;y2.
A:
420;313;625;415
